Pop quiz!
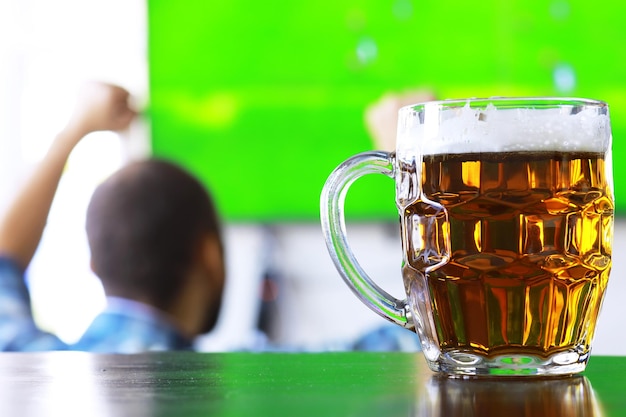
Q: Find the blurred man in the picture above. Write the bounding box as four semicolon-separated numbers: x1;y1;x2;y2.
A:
0;82;225;352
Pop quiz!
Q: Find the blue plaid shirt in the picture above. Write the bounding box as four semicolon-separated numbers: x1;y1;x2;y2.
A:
0;257;192;353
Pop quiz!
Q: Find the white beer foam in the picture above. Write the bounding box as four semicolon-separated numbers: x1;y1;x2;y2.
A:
399;102;610;155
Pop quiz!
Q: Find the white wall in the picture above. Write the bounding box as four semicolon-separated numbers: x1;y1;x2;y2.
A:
0;0;149;342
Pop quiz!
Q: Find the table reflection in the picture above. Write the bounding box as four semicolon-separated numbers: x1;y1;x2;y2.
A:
0;352;113;417
415;375;603;417
0;352;621;417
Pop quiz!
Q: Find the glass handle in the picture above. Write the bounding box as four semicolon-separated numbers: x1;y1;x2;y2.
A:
320;151;414;330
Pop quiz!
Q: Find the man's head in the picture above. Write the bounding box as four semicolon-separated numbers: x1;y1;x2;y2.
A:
85;158;225;336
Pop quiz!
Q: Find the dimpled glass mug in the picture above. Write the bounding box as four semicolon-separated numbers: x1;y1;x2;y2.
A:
321;98;614;377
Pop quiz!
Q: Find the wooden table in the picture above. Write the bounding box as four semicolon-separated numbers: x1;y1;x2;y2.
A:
0;351;623;416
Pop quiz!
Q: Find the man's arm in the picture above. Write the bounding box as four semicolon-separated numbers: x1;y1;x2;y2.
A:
364;89;435;152
0;82;136;270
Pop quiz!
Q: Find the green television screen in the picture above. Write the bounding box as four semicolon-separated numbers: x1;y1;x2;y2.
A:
148;1;626;221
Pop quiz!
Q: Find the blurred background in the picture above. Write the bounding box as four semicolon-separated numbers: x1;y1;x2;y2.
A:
1;0;624;353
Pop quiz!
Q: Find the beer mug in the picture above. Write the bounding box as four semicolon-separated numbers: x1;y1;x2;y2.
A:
321;98;613;377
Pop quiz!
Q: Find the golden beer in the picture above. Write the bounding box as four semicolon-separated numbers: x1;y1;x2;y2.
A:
322;97;613;376
402;151;613;358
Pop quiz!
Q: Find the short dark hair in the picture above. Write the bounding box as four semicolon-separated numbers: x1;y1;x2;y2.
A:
86;159;222;310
